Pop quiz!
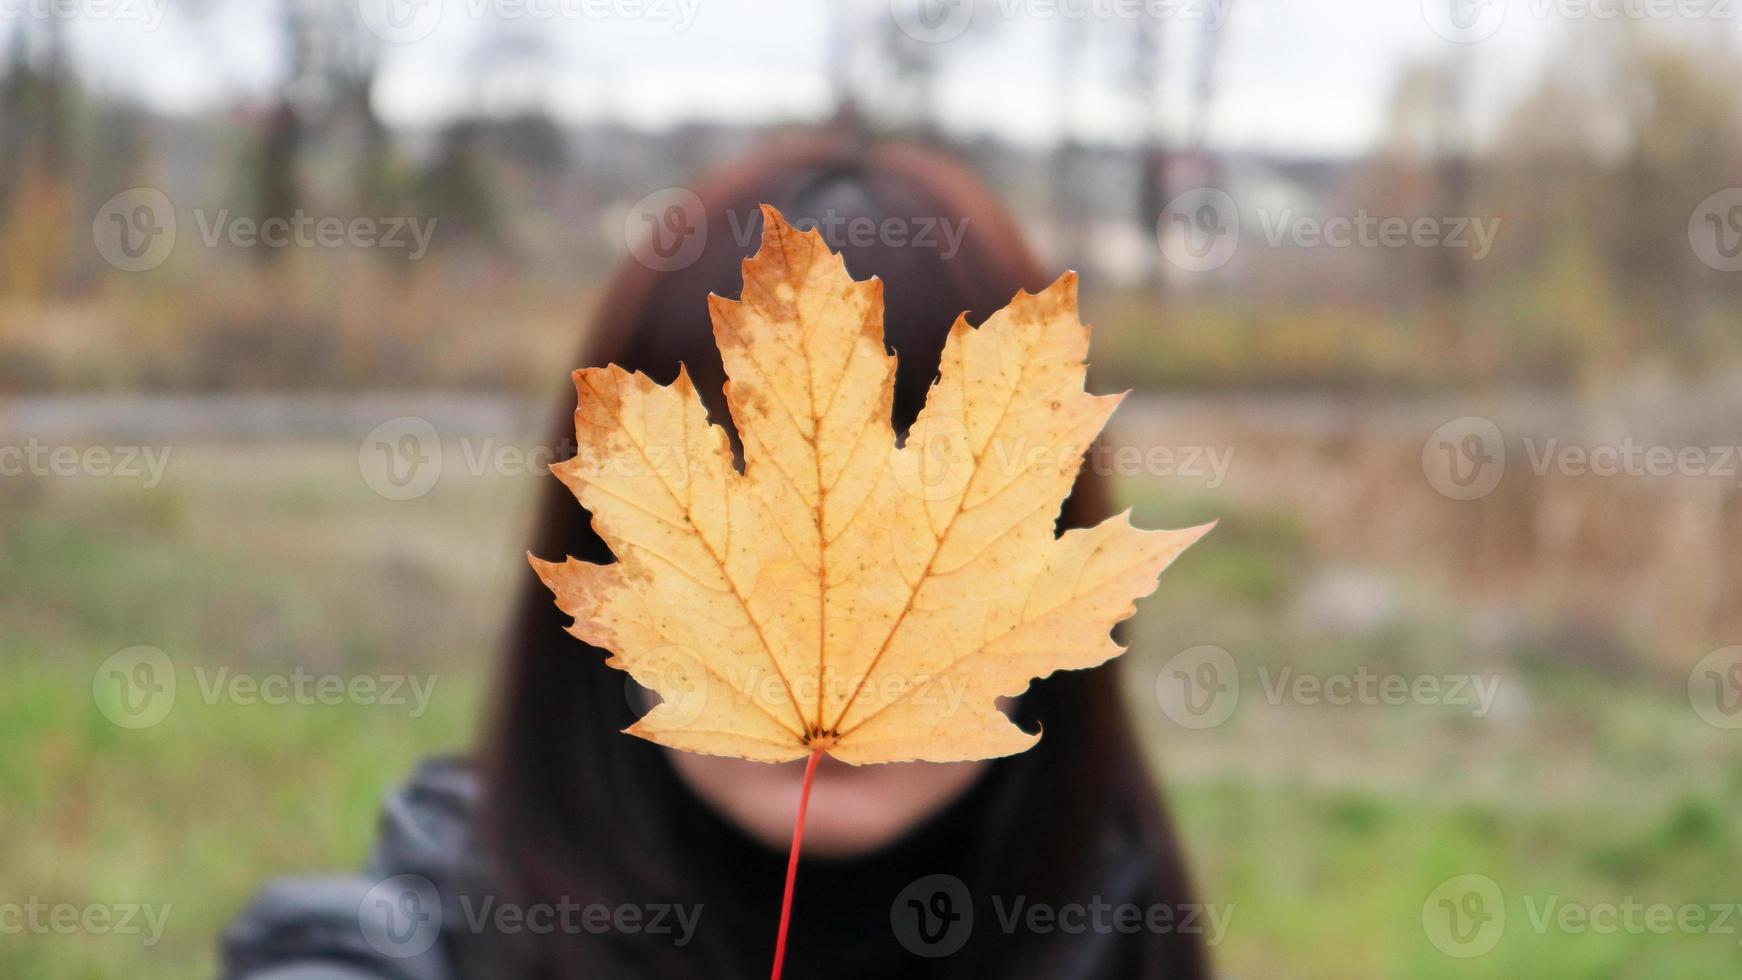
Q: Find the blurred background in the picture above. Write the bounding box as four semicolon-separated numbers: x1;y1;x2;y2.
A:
3;0;1741;976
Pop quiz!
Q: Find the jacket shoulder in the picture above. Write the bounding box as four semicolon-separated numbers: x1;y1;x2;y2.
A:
219;757;481;980
365;755;481;880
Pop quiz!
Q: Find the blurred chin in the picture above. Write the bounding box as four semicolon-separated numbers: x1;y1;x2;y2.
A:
662;749;987;858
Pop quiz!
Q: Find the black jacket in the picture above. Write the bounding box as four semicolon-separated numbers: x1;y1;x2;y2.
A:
221;758;480;980
221;757;1187;979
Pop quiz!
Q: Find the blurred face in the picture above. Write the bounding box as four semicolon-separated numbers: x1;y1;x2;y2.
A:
663;748;987;857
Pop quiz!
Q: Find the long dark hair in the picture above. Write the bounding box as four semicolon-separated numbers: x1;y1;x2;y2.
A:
479;135;1208;979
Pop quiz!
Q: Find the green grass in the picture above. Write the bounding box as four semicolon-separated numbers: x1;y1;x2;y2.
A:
0;442;515;978
1115;477;1742;978
0;659;479;978
1164;777;1742;978
2;442;1737;977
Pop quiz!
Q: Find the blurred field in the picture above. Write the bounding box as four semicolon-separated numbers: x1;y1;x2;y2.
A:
0;435;511;978
1123;477;1742;979
7;3;1742;977
4;401;1737;978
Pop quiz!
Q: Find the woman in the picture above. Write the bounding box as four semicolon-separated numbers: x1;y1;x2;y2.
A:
222;136;1210;980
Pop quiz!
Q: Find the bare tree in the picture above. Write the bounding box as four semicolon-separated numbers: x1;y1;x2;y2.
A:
1127;16;1173;291
1429;41;1475;344
1049;18;1090;270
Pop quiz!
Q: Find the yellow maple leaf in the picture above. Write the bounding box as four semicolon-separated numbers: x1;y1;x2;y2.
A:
531;206;1211;766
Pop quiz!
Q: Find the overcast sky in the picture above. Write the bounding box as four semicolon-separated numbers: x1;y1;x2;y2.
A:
49;0;1619;155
